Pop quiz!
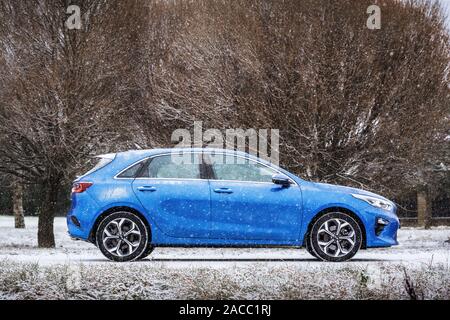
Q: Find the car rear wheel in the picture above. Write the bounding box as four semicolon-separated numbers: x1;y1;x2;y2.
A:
309;212;362;262
96;212;149;262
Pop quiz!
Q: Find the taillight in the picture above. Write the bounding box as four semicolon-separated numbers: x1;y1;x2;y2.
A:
72;182;93;193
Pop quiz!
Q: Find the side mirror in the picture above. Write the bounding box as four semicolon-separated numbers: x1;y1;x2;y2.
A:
272;174;291;187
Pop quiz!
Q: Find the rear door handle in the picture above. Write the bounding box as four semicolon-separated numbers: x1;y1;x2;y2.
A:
137;186;157;192
213;188;233;194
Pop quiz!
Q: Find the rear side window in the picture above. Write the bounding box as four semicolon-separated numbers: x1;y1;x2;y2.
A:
140;154;201;179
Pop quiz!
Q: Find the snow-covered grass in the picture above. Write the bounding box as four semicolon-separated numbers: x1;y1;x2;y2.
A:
0;216;450;299
1;259;450;299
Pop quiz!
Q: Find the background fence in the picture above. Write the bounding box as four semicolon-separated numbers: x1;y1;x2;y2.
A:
396;191;450;226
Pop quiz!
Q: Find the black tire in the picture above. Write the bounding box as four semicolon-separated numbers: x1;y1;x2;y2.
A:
305;232;320;259
96;211;149;262
309;212;362;262
136;243;155;260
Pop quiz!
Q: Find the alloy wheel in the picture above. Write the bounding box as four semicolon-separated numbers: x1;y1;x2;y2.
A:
102;218;142;257
316;218;356;258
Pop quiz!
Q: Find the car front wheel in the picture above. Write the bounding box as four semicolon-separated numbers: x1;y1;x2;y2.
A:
305;232;320;259
309;212;362;262
96;212;149;262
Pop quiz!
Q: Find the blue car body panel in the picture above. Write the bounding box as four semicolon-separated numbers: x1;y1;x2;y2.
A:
132;178;211;239
67;148;399;249
208;180;303;241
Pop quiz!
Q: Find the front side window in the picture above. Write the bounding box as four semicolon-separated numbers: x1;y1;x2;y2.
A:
140;154;201;179
210;154;277;183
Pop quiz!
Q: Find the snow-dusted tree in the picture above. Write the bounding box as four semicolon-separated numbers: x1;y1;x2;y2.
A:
0;0;141;247
265;0;450;197
137;0;449;197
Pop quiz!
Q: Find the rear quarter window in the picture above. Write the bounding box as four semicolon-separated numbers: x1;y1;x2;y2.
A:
78;154;115;178
117;161;146;178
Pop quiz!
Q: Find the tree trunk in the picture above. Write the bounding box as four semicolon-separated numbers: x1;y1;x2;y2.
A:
37;180;59;248
13;180;25;229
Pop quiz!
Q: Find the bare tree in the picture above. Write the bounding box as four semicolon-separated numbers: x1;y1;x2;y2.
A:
0;0;142;247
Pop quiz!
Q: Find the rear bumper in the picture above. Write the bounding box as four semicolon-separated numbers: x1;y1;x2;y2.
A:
67;213;90;241
66;192;99;241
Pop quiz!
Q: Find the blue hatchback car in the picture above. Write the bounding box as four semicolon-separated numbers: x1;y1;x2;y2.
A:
67;148;399;262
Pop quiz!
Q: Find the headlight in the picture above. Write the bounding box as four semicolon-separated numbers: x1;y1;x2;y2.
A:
351;194;393;211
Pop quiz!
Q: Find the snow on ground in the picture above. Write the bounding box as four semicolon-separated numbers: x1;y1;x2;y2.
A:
0;216;450;299
1;216;449;266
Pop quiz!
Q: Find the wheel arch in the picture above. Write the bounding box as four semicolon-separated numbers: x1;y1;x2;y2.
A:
304;206;367;249
88;206;151;244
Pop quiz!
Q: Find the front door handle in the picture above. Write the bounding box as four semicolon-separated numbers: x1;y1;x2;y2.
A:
137;186;157;192
214;188;233;194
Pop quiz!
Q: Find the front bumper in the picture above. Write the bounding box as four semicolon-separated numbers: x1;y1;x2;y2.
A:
364;207;400;248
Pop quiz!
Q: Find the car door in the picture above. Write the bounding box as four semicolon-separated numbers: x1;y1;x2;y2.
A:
132;152;211;238
206;152;302;241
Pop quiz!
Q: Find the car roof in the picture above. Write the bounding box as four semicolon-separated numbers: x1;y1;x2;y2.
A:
111;148;273;167
115;148;255;158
